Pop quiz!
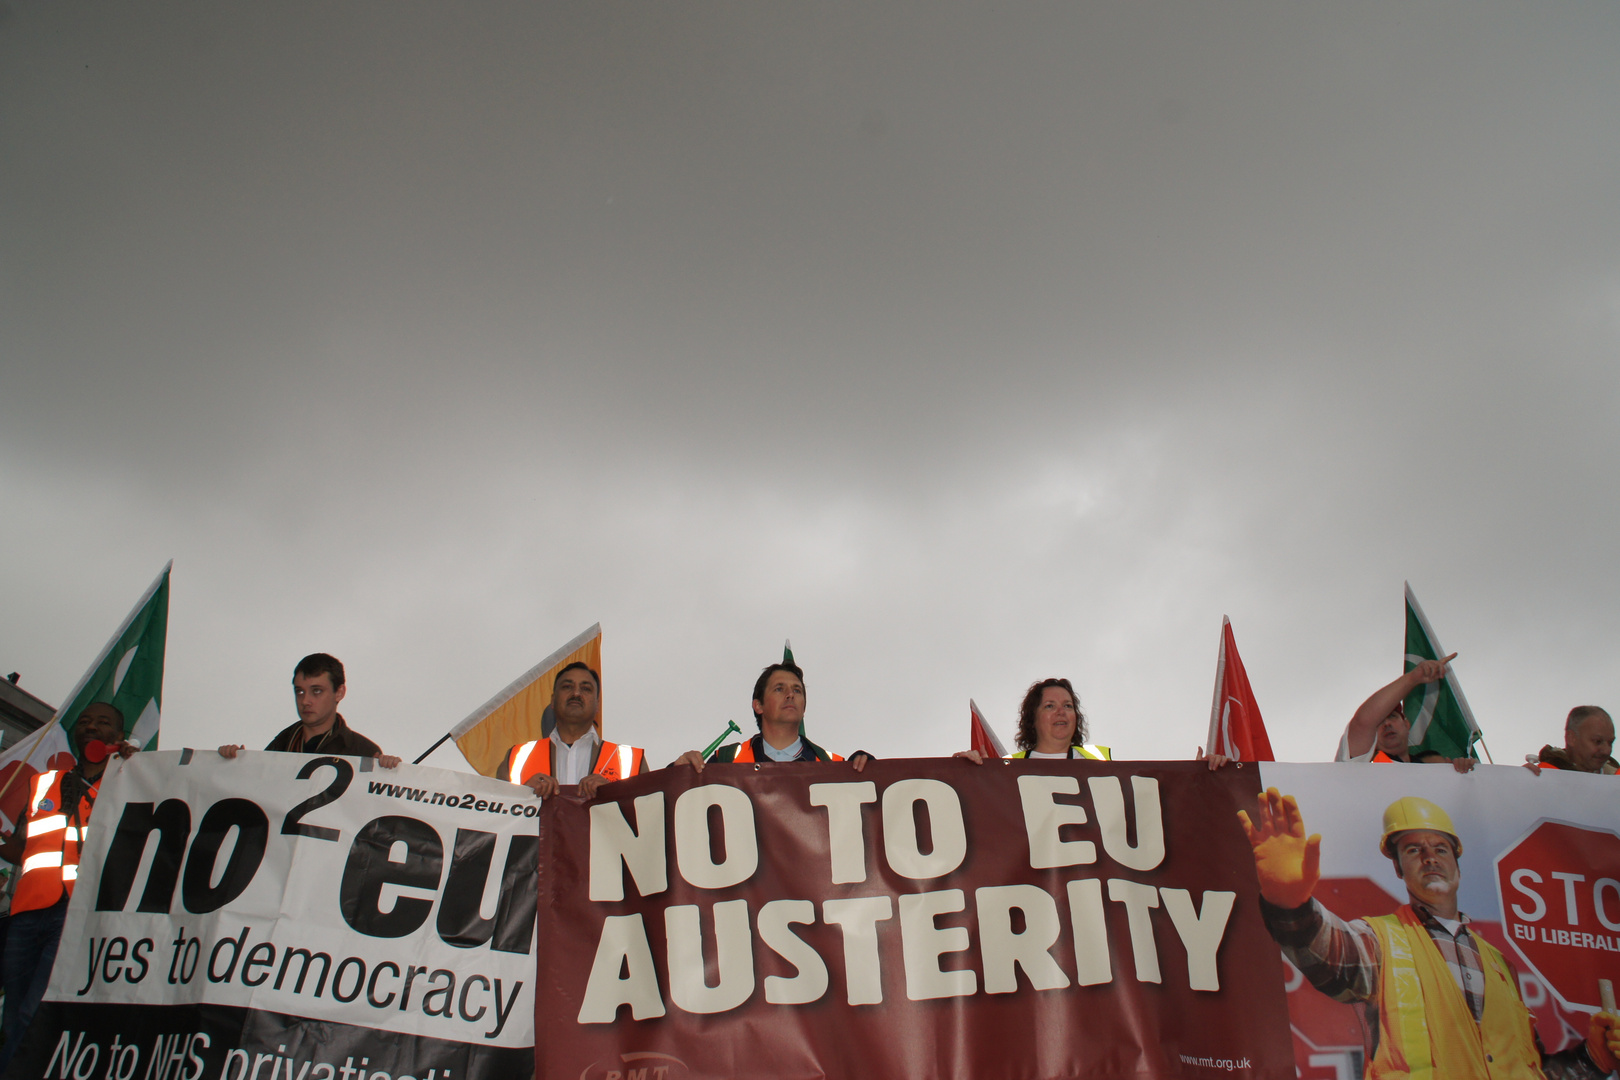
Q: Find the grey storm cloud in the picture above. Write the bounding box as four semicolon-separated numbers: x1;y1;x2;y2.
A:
3;1;1619;770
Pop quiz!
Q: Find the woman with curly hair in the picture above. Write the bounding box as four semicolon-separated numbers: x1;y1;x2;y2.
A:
954;677;1110;763
1009;677;1110;760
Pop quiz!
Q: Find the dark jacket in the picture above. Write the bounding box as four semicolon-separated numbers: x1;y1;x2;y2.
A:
266;714;383;758
707;734;873;764
1537;744;1618;774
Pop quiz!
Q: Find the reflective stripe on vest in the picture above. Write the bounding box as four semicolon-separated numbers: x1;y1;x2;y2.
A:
1010;744;1112;761
592;741;644;781
508;740;541;784
21;851;63;875
29;771;58;814
1365;907;1543;1079
505;738;643;785
29;814;67;837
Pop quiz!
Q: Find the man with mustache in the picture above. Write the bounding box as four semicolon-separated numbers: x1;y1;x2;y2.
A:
1243;791;1619;1078
498;662;648;799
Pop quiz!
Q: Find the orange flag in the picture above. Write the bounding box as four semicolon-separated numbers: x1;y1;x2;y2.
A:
448;624;602;777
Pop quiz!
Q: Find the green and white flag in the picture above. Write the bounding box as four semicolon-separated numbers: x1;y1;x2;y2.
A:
1403;582;1482;760
0;563;171;831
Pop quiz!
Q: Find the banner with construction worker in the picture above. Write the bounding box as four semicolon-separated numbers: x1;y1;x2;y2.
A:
539;759;1620;1080
1253;761;1619;1080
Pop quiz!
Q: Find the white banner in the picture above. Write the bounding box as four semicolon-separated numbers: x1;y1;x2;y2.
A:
12;751;539;1080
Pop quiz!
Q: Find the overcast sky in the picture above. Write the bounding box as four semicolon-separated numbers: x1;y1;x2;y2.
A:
4;1;1618;771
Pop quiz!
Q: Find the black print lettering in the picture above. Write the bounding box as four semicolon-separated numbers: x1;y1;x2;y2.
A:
281;758;354;842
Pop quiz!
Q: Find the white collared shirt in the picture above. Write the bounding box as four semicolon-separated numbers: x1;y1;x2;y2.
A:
551;727;602;785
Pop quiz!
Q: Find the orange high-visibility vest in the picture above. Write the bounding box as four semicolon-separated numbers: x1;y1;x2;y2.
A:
1372;751;1396;763
12;769;99;915
1363;905;1543;1079
500;738;645;785
726;738;843;763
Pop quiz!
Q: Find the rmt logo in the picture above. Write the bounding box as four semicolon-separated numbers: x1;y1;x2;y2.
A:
578;1053;690;1080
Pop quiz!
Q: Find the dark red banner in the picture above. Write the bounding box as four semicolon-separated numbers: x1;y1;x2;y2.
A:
536;758;1293;1080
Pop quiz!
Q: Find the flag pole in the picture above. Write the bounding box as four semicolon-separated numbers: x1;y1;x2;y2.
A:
412;731;454;766
1206;616;1230;759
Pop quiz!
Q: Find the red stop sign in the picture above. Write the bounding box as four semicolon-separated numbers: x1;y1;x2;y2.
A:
1494;820;1620;1012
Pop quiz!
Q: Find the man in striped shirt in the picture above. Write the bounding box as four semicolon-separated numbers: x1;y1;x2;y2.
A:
1242;790;1618;1079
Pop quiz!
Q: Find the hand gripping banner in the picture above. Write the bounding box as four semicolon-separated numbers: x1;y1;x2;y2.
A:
8;752;538;1080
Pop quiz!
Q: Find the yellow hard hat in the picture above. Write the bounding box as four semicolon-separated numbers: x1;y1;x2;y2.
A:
1380;796;1462;858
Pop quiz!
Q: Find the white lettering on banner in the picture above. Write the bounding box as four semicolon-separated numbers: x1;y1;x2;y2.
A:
589;793;667;902
821;896;893;1006
898;890;975;1001
673;788;758;890
1508;870;1620;932
975;885;1069;995
1108;879;1163;983
577;879;1243;1021
665;899;755;1013
212;1044;457;1080
1511;869;1547;921
1159;888;1236;992
1597;879;1620;931
573;770;1230;1024
1017;776;1095;870
807;782;876;885
577;915;665;1024
1015;776;1166;873
1065;878;1112;986
44;752;538;1048
1088;777;1165;872
756;899;828;1005
882;780;967;881
1512;923;1620;951
1552;872;1586;925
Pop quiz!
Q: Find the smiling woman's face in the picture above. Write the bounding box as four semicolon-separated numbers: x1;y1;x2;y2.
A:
1033;686;1079;753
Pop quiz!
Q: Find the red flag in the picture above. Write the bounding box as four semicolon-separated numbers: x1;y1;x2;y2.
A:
1206;616;1274;761
969;698;1008;758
